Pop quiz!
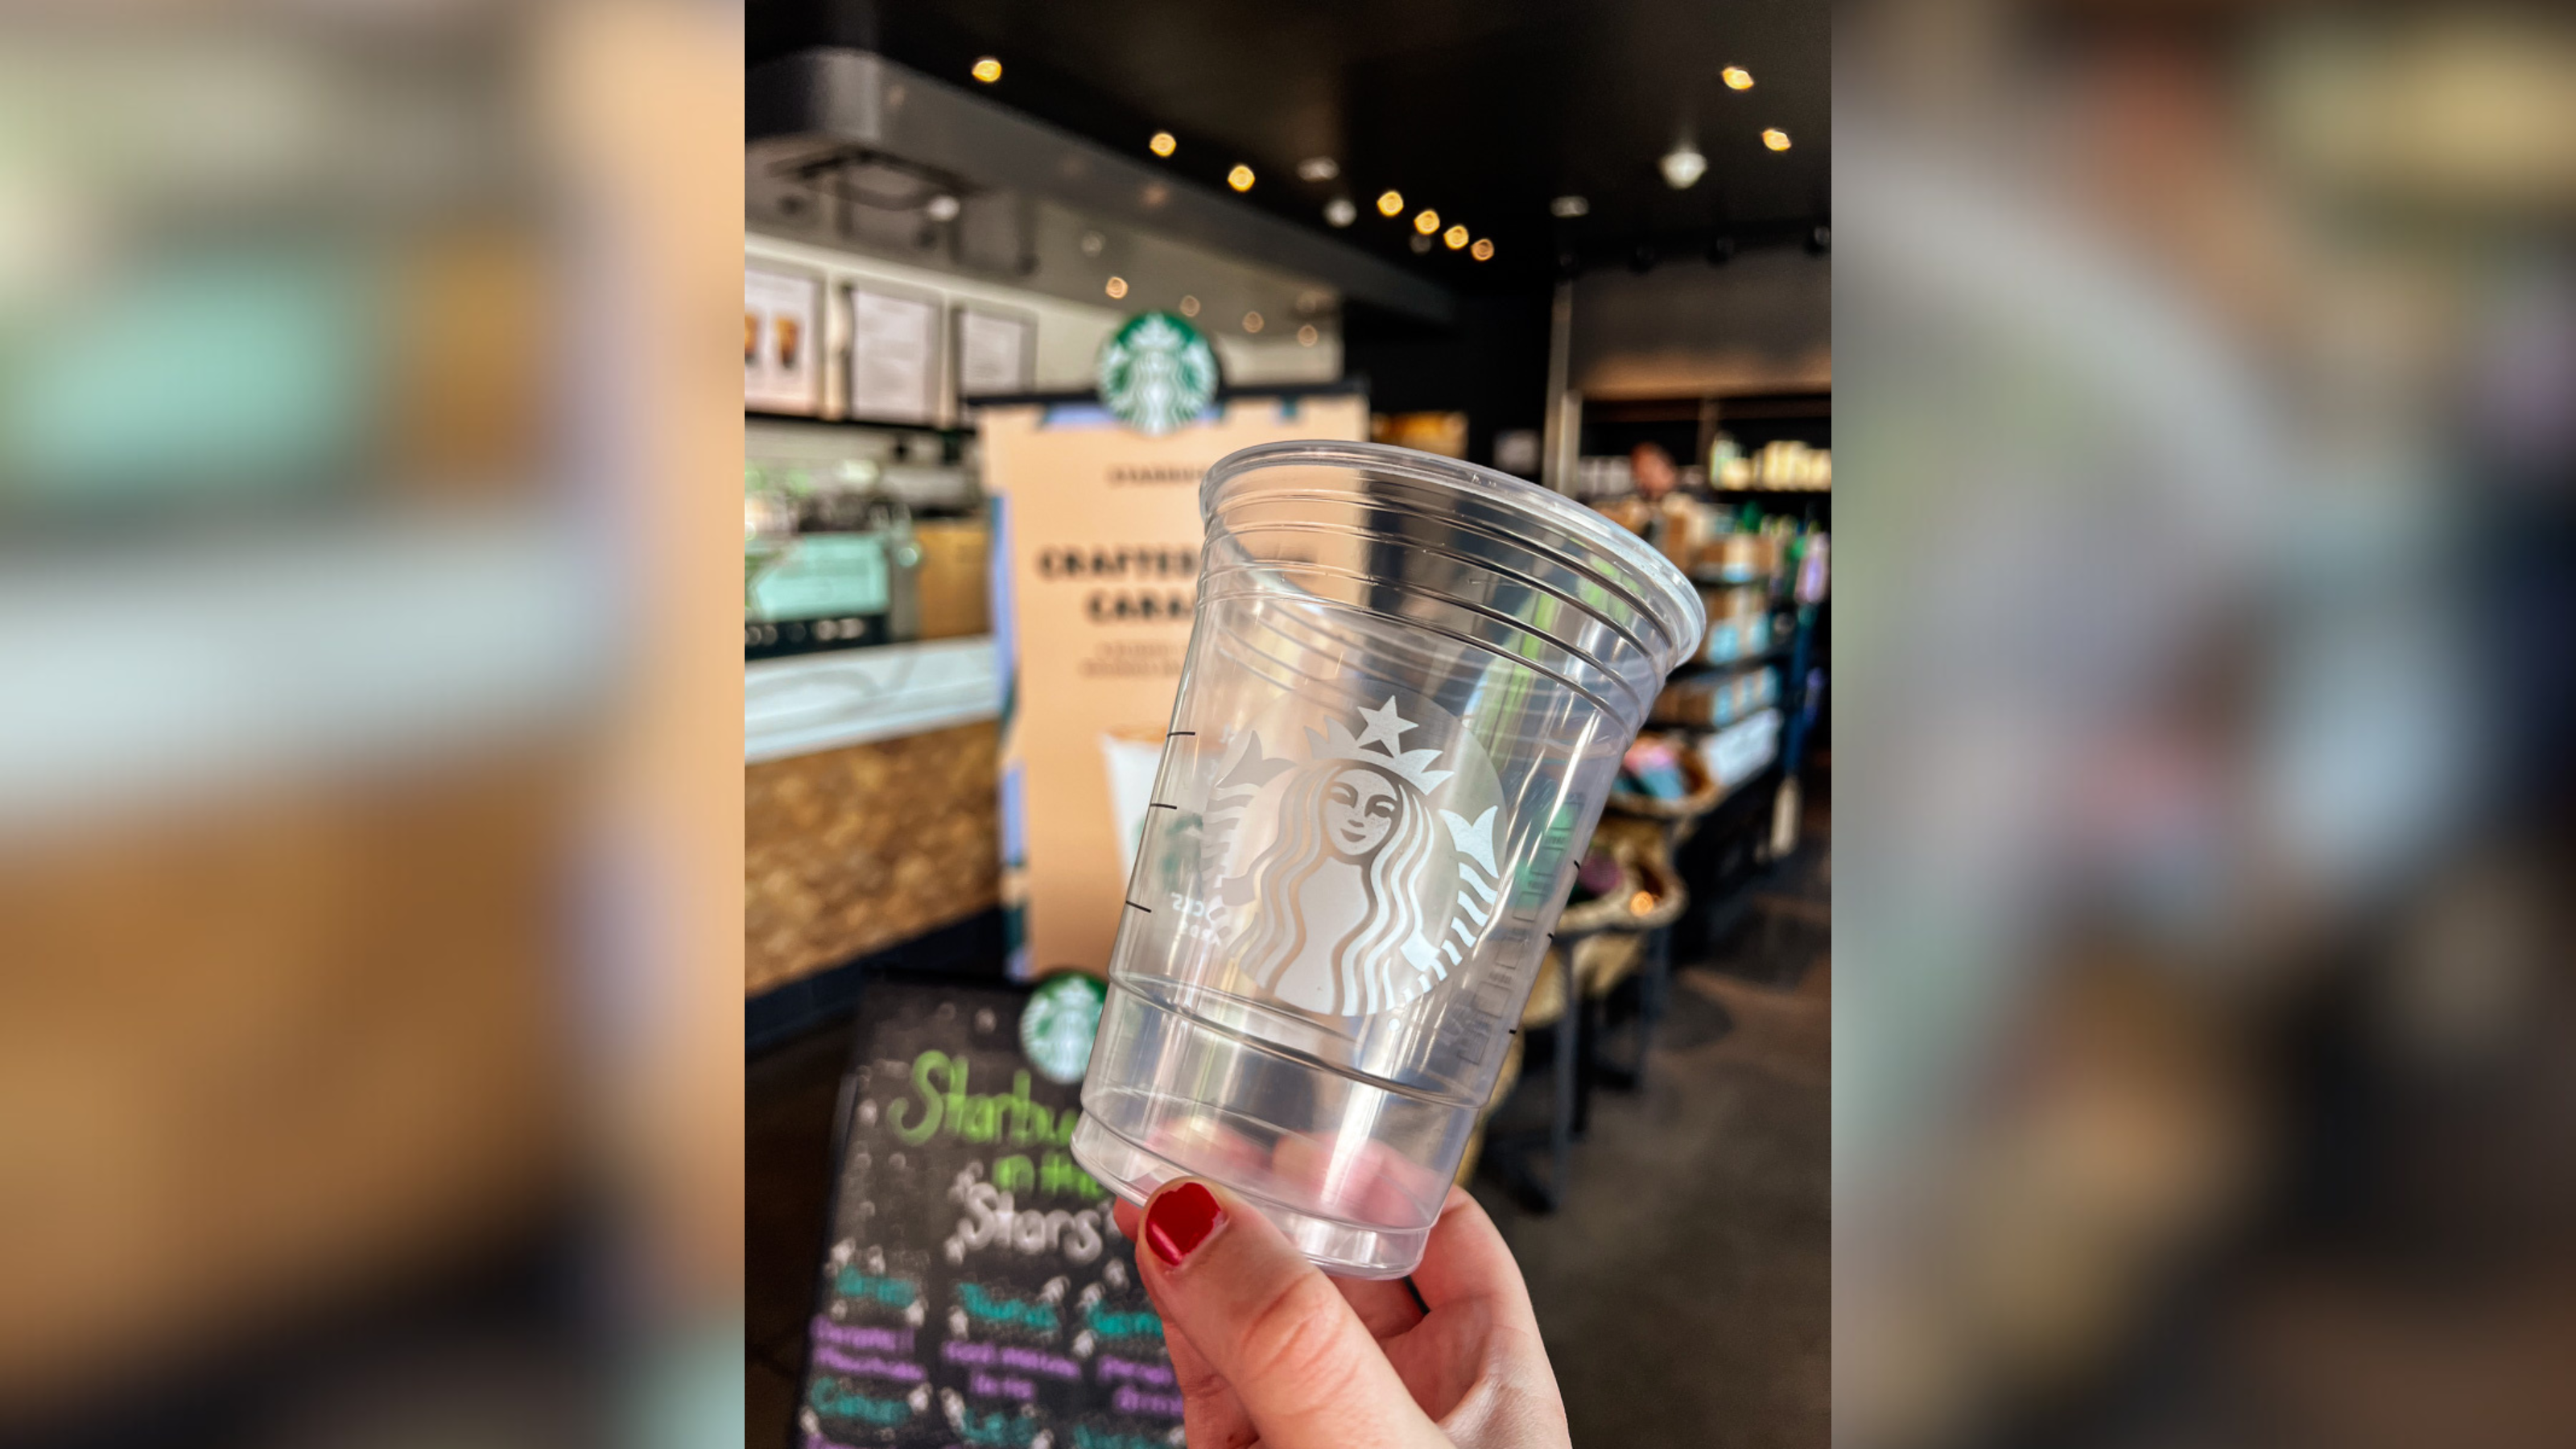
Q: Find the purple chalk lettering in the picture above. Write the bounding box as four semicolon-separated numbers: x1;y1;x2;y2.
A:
810;1318;914;1355
997;1345;1081;1381
812;1347;926;1383
1095;1355;1175;1387
970;1371;1038;1402
941;1340;998;1366
1114;1385;1187;1418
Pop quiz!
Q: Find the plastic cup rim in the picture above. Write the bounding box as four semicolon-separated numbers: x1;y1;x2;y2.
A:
1199;439;1704;675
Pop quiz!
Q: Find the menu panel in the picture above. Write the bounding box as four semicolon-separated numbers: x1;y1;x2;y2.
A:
799;980;1179;1449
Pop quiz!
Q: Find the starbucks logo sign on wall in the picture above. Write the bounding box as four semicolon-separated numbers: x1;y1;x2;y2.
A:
1096;312;1220;436
1202;693;1504;1017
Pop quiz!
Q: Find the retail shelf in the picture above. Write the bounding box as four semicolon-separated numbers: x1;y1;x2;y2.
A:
748;408;968;434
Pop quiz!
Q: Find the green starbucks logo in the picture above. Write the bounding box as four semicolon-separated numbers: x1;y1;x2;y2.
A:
1021;973;1105;1084
1096;311;1219;436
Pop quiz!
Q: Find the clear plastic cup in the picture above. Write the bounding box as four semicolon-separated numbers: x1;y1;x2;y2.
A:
1069;440;1703;1277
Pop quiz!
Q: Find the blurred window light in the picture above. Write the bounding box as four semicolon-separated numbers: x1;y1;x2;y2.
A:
1662;143;1708;188
1724;66;1755;90
1296;157;1339;181
971;57;1001;84
1551;194;1590;217
1443;224;1469;249
1414;208;1440;234
1323;196;1357;226
1148;130;1176;157
1762;128;1792;151
1226;164;1255;192
1104;276;1127;299
1377;189;1405;216
1471;237;1496;260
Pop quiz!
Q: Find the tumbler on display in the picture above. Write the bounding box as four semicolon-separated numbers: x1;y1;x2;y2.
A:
1070;440;1702;1277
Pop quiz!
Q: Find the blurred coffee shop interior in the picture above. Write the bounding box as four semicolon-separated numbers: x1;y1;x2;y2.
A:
745;2;1829;1443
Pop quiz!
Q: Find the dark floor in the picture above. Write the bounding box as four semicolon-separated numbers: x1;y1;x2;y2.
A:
1471;802;1831;1448
747;799;1831;1449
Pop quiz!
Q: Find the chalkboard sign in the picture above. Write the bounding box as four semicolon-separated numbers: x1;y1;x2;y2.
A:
797;976;1180;1449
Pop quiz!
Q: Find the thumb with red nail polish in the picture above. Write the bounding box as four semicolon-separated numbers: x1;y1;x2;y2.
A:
1122;1179;1567;1449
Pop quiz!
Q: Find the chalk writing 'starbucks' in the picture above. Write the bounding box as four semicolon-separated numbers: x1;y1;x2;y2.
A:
889;1050;1090;1153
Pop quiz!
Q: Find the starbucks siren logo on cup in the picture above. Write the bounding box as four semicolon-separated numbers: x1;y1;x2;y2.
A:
1200;691;1504;1017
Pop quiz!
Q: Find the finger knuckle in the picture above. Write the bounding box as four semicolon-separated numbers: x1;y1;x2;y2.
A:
1234;1272;1360;1394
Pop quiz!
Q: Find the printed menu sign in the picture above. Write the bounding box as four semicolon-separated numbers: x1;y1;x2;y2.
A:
979;394;1369;978
748;266;824;413
799;979;1179;1449
849;287;941;424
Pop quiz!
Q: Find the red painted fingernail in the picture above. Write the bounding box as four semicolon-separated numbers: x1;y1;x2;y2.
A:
1143;1182;1224;1266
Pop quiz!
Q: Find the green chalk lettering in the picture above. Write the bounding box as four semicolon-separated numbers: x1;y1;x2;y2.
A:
886;1050;949;1145
993;1154;1035;1194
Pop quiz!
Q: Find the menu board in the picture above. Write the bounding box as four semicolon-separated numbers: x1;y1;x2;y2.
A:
798;978;1180;1449
748;266;824;413
956;307;1036;399
848;286;942;424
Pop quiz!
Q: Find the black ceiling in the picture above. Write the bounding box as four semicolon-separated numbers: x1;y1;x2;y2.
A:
749;0;1830;295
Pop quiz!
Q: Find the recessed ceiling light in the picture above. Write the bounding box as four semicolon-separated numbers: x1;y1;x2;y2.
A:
1296;157;1340;182
1443;224;1469;250
1414;208;1440;234
1763;128;1792;151
1377;190;1405;217
1243;312;1264;332
971;57;1001;83
1179;295;1200;316
1470;237;1495;261
1722;66;1753;89
1661;143;1707;189
1149;130;1177;157
1323;196;1357;227
1297;324;1319;346
1550;195;1589;218
924;194;961;221
1105;276;1127;299
1227;164;1256;192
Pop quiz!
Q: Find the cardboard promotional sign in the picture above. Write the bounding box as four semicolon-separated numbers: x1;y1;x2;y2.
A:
981;392;1367;979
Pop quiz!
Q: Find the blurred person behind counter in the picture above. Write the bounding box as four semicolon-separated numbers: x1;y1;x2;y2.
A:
1594;443;1711;558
